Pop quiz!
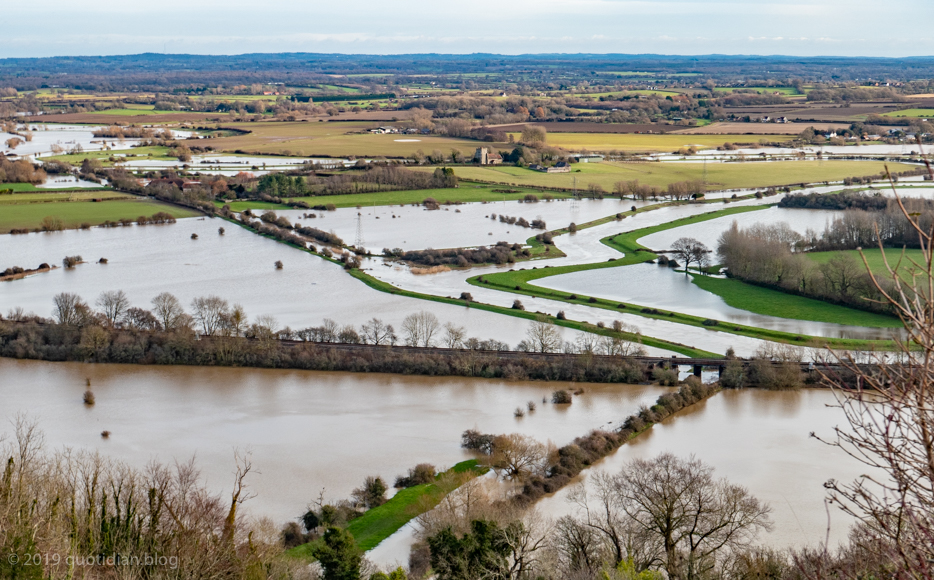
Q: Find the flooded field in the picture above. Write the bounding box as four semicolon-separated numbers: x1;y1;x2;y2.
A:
0;358;672;524
0;358;869;560
280;197;656;253
1;124;124;157
535;388;867;550
0;218;540;347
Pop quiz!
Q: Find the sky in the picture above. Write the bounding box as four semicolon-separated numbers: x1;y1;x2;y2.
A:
2;0;933;58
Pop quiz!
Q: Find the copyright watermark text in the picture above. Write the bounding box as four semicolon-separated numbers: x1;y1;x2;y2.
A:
8;553;178;569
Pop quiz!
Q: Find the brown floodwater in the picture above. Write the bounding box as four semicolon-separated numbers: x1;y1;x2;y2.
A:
0;357;670;524
535;388;868;550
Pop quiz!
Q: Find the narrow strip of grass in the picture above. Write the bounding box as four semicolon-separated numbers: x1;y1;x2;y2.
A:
689;275;901;328
348;269;719;358
479;205;770;289
346;460;486;551
288;460;487;560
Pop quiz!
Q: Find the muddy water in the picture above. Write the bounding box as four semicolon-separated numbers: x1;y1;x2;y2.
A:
0;358;671;524
535;389;867;550
0;218;540;348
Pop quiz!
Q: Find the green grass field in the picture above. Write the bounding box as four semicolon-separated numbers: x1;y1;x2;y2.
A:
806;248;928;280
689;275;900;328
436;160;905;193
0;200;199;233
0;191;131;205
45;146;174;165
882;109;934;118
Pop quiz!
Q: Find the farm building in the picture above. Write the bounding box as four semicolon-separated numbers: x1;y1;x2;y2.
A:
530;162;571;173
573;154;605;163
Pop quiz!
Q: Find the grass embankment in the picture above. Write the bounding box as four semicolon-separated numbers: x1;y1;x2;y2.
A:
288;460;487;560
0;200;199;233
476;205;770;289
688;275;901;328
436;160;911;194
216;182;567;210
348;268;718;358
471;205;903;350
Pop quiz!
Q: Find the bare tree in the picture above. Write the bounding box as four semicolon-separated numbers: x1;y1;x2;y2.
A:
670;237;710;275
612;453;772;580
319;318;340;342
443;322;467;348
573;331;601;354
402;311;440;347
52;292;87;326
96;290;130;327
567;472;660;570
814;171;934;578
223;303;249;337
223;449;256;543
553;516;606;578
249;314;278;340
525;315;563;353
191;295;230;336
489;433;551;481
360;318;396;345
151;292;184;330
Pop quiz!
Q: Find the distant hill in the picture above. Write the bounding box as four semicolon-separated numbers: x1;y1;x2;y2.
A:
2;53;934;91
